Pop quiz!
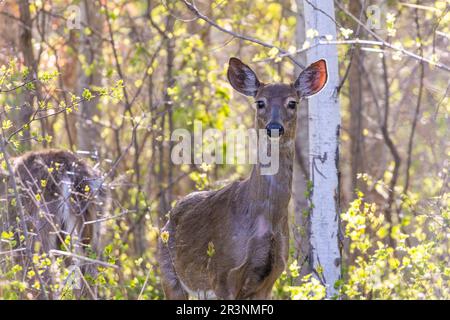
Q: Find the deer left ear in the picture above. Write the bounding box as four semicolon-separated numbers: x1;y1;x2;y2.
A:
294;59;328;97
227;57;261;97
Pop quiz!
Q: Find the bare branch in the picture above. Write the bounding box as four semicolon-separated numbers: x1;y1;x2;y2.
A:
181;0;305;69
49;250;119;269
333;0;450;72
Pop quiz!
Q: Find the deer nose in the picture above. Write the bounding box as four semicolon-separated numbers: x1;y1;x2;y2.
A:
266;122;284;137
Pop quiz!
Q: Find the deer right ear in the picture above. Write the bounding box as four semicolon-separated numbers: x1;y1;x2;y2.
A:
227;57;260;97
294;59;328;97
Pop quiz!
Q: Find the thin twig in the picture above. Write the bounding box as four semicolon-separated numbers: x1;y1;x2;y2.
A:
49;250;118;269
137;265;153;300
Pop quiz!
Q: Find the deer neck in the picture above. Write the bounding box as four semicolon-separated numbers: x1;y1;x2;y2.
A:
246;139;294;225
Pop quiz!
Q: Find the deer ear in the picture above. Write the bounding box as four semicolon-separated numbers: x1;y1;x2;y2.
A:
227;57;260;97
294;59;328;97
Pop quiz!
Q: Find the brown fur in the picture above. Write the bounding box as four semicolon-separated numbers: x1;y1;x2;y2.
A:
0;149;106;298
159;58;328;299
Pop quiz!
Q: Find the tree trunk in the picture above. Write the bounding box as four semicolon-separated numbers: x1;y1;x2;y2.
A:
18;0;37;150
165;15;175;211
348;0;364;196
303;0;341;298
77;0;103;153
292;0;312;278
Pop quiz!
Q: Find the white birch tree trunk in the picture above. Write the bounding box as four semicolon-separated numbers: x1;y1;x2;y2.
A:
303;0;341;298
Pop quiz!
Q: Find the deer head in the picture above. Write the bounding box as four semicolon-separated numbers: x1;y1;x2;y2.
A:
227;57;327;141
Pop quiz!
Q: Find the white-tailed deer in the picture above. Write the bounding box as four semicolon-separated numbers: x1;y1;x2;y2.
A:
0;149;106;298
159;57;328;299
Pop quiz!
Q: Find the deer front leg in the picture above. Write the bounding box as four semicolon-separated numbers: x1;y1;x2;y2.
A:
239;230;289;300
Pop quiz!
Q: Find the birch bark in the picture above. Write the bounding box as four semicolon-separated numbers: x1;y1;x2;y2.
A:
303;0;342;298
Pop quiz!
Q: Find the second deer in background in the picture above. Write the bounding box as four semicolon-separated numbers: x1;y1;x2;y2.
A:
0;149;107;298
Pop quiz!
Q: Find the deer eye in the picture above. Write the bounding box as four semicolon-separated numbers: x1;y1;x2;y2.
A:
256;101;265;109
287;101;297;109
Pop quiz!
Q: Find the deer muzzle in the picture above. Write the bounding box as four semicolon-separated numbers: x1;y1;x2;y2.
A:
265;122;284;137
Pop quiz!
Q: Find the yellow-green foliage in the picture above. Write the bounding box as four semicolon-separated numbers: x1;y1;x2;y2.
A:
339;192;449;299
271;190;449;300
